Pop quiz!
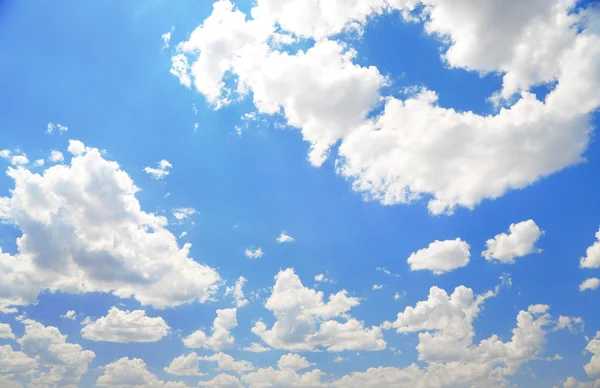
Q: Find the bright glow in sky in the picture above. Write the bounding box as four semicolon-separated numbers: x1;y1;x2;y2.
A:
0;0;600;387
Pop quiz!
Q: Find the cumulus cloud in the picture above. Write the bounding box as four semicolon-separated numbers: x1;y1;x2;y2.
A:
276;231;295;243
198;373;243;387
173;207;197;221
225;276;249;308
252;268;386;352
0;141;220;312
60;310;77;320
97;357;189;388
241;343;271;353
172;0;600;214
580;278;600;292
407;238;470;274
245;248;264;259
183;308;237;351
164;353;204;376
144;159;173;180
199;352;254;374
0;323;15;339
482;220;544;263
379;284;573;386
18;319;95;386
81;307;170;343
581;228;600;269
49;150;64;163
0;344;37;375
242;353;325;388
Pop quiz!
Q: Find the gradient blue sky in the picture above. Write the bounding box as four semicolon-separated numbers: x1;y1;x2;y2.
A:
1;0;600;387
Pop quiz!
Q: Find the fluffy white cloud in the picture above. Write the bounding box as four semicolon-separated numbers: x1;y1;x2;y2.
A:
49;150;64;163
581;228;600;269
482;220;544;263
558;376;600;388
0;142;220;312
580;278;600;292
97;357;189;388
164;353;204;376
173;0;600;214
183;308;237;351
199;352;254;374
276;231;294;243
18;319;95;386
242;354;326;388
245;248;264;259
173;207;197;221
252;268;385;352
0;344;37;374
144;159;173;180
277;353;313;371
381;284;572;385
241;343;271;353
407;238;470;274
81;307;170;343
61;310;77;320
225;276;249;308
199;373;243;388
0;323;15;339
162;31;172;48
585;332;600;379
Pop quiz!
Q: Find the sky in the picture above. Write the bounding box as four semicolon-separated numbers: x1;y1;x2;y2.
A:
0;0;599;387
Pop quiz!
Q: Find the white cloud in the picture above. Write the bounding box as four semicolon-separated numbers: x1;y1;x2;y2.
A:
394;292;405;301
144;159;173;180
252;268;386;352
225;276;249;308
49;150;64;163
10;155;29;166
372;284;384;291
376;267;401;277
18;319;95;386
241;343;271;353
0;323;14;339
173;0;600;214
34;159;45;167
183;308;237;351
162;31;172;48
379;283;572;386
277;353;313;371
581;228;600;269
245;248;264;259
276;231;295;243
67;139;86;155
198;373;243;387
97;357;189;388
407;238;470;274
241;354;324;387
199;352;254;374
61;310;77;320
482;220;544;263
585;332;600;379
0;142;220;312
0;344;37;375
314;273;333;283
81;307;170;343
580;278;600;292
46;122;68;135
164;352;204;376
173;207;197;221
333;356;345;363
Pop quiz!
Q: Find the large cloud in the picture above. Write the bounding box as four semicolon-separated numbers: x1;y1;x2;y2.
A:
173;0;600;214
97;357;189;388
81;307;170;343
252;268;385;352
0;141;221;312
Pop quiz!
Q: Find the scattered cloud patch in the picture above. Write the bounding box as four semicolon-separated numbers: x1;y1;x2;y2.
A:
580;278;600;292
61;310;77;320
183;308;237;351
581;228;600;269
245;248;264;259
407;238;471;274
144;159;173;180
483;220;544;264
276;231;295;243
46;122;68;135
81;307;170;343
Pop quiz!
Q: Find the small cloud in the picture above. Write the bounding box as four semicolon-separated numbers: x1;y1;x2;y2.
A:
161;31;172;48
60;310;77;320
11;155;29;166
245;248;263;260
173;207;197;221
81;316;93;326
372;284;384;291
333;356;345;363
276;231;295;243
242;343;270;352
144;159;173;180
394;291;405;300
49;150;64;163
47;122;68;135
580;278;600;292
34;159;45;167
179;231;188;238
376;267;401;277
314;273;334;283
194;122;199;133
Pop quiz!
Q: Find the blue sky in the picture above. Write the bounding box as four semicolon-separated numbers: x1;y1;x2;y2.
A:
0;0;600;387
